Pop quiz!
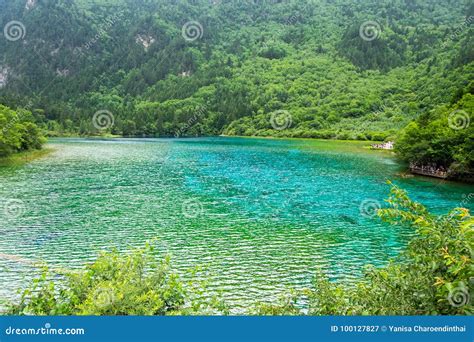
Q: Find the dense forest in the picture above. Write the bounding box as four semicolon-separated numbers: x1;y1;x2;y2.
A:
0;1;473;321
0;104;45;156
0;0;473;174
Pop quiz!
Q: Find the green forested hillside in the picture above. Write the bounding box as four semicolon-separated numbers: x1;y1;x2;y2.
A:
396;92;474;177
0;0;472;144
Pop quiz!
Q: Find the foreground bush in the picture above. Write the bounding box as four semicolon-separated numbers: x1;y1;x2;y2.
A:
8;242;227;315
7;185;472;315
256;184;473;315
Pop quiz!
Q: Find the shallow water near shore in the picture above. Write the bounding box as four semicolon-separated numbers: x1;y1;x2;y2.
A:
1;137;472;311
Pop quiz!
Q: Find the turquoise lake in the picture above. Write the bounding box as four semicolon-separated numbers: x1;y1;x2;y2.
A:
1;137;473;311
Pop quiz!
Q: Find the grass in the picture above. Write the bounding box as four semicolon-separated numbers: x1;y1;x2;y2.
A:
0;148;54;166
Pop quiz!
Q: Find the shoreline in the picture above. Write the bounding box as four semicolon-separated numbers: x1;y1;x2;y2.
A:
51;134;394;155
51;133;388;145
0;148;54;166
7;137;473;185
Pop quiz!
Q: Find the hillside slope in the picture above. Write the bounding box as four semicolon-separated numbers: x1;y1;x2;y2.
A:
0;0;472;141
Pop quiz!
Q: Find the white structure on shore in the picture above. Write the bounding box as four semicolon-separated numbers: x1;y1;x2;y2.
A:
371;141;394;150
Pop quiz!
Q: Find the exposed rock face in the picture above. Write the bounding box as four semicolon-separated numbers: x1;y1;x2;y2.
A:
0;67;9;88
135;34;155;51
56;68;70;77
25;0;37;10
50;47;60;56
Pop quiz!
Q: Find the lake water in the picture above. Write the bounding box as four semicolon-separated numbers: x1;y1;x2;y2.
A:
1;137;473;311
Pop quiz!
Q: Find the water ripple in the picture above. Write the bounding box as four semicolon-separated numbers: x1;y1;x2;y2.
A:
1;137;472;311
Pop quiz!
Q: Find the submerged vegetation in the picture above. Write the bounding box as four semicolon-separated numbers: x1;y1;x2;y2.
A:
256;184;473;315
7;185;473;316
0;0;472;318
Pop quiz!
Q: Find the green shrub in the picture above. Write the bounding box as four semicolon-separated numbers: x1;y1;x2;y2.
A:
396;93;474;175
0;105;45;157
255;184;473;315
7;242;228;315
7;186;472;316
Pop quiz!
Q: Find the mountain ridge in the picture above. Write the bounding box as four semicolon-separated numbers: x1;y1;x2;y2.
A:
0;0;472;141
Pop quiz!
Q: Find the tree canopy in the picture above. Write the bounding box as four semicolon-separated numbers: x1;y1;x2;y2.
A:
0;0;472;173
